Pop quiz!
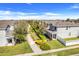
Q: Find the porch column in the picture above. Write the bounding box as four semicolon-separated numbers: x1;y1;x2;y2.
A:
12;37;15;45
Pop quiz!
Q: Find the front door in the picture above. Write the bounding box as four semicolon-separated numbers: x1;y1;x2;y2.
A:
53;34;56;38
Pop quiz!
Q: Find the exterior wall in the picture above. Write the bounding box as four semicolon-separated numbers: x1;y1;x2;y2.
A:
0;30;6;36
56;36;66;46
0;30;8;46
6;25;14;36
46;30;53;39
57;27;79;38
0;26;14;46
10;25;14;30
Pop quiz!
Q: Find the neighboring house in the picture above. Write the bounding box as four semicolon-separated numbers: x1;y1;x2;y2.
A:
45;20;79;46
0;20;15;46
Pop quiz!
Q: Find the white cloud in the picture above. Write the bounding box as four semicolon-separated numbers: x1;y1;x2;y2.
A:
1;10;78;20
0;10;63;20
0;11;11;15
0;10;37;16
71;4;79;9
44;12;61;16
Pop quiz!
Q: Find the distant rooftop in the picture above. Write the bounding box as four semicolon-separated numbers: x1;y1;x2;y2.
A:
0;20;15;29
45;20;79;27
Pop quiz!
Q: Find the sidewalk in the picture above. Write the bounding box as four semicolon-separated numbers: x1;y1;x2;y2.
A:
16;45;79;56
26;34;42;53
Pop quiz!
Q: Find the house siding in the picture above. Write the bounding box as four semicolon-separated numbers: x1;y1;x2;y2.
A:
0;25;14;46
0;30;8;46
57;27;79;38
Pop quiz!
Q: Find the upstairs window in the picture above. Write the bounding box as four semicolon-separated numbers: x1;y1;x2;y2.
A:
51;26;57;31
69;32;71;36
5;25;10;31
66;26;68;30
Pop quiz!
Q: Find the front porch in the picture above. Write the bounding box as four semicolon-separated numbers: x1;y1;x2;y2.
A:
45;29;57;39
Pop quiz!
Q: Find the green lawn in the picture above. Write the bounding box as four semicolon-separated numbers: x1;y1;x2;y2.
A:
0;42;32;56
31;32;39;40
64;37;79;41
47;40;65;49
31;26;65;49
36;48;79;56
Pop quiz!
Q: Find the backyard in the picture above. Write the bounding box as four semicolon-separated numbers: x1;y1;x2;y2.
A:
0;42;32;56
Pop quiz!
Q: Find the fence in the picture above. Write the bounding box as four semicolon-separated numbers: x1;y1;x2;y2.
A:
56;36;66;46
57;36;79;46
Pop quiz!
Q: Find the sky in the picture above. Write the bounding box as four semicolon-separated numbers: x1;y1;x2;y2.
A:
0;3;79;20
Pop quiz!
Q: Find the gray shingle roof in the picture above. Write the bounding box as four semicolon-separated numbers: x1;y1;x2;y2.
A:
45;20;79;27
0;20;15;29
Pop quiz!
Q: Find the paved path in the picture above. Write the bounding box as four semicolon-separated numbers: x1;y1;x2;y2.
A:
16;45;79;56
26;34;42;53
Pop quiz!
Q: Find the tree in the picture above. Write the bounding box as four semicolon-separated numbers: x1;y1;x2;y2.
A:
66;18;70;21
14;20;28;43
28;20;48;33
14;20;28;35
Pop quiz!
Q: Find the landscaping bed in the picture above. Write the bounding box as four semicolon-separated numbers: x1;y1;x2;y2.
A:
0;42;32;56
31;32;39;40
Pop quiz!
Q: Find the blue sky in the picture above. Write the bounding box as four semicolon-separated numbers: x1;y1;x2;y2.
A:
0;3;79;19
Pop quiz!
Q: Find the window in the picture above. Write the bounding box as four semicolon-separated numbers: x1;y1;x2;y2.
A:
53;34;56;38
51;34;52;38
69;32;71;36
51;26;57;31
7;38;12;43
66;26;70;30
66;26;68;30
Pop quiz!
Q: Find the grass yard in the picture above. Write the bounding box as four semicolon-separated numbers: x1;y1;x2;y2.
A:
0;42;32;56
31;32;39;40
65;37;79;41
36;48;79;56
47;40;65;49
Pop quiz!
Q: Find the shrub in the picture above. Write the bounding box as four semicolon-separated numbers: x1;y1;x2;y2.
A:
40;43;51;50
39;34;47;40
35;39;47;45
15;34;25;43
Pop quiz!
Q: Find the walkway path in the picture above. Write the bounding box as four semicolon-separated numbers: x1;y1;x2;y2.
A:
16;45;79;56
26;34;42;53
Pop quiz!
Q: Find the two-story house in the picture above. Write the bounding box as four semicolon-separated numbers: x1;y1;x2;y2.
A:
46;20;79;39
0;20;15;46
45;20;79;46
